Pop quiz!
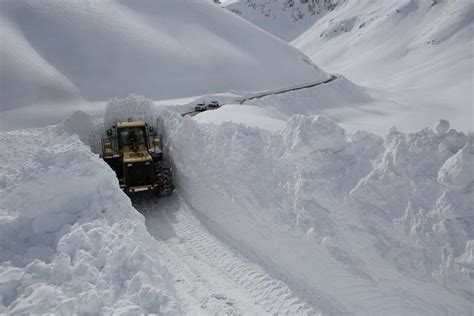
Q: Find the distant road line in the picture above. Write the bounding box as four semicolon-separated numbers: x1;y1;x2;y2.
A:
236;74;337;104
181;74;338;117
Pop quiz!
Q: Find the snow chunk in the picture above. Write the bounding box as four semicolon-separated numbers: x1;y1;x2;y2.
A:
283;115;346;157
59;110;95;144
435;119;450;135
438;142;474;190
456;240;474;269
104;94;155;128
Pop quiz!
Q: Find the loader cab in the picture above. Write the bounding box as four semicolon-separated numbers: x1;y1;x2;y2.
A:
116;121;148;151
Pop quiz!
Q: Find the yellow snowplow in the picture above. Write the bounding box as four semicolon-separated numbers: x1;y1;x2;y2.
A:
101;119;173;195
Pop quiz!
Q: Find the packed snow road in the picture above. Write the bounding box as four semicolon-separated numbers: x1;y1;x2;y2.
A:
135;194;318;315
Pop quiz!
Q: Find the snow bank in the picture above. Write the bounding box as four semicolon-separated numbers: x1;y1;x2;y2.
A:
152;101;471;313
0;127;180;314
73;94;471;313
349;122;473;295
104;94;156;129
195;105;286;132
247;75;373;117
438;142;474;191
56;110;101;154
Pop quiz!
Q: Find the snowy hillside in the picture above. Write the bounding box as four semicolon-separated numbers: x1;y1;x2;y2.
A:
0;0;326;112
229;0;474;132
227;0;340;41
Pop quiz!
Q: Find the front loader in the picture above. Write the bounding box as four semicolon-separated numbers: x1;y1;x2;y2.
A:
101;119;174;195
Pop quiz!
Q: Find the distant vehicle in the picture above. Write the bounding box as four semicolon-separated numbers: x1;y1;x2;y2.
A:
208;100;220;108
195;103;207;111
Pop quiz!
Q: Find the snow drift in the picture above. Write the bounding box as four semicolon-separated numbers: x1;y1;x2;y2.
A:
0;127;180;314
0;0;327;111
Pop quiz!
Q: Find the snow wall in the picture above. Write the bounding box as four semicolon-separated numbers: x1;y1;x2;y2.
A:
0;126;180;315
99;95;472;314
153;108;472;313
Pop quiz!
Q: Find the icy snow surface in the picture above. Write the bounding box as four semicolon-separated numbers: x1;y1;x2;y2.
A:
0;127;179;315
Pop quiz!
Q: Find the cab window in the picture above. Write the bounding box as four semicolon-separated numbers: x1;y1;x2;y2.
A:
118;127;146;148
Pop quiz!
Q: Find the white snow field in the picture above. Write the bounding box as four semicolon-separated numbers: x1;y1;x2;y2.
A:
228;0;474;133
0;124;180;314
0;0;327;125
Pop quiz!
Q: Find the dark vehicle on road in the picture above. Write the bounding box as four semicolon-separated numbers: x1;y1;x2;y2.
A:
208;100;220;108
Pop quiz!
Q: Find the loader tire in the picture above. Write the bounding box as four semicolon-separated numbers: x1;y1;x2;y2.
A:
155;161;174;196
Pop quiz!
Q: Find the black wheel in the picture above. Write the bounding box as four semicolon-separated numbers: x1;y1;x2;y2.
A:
154;161;174;196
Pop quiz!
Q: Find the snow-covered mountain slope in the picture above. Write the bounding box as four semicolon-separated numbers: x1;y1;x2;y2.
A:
293;0;474;131
0;0;327;111
227;0;341;41
0;123;180;314
229;0;474;132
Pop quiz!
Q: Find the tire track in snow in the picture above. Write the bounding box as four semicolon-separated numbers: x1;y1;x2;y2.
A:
138;195;319;315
